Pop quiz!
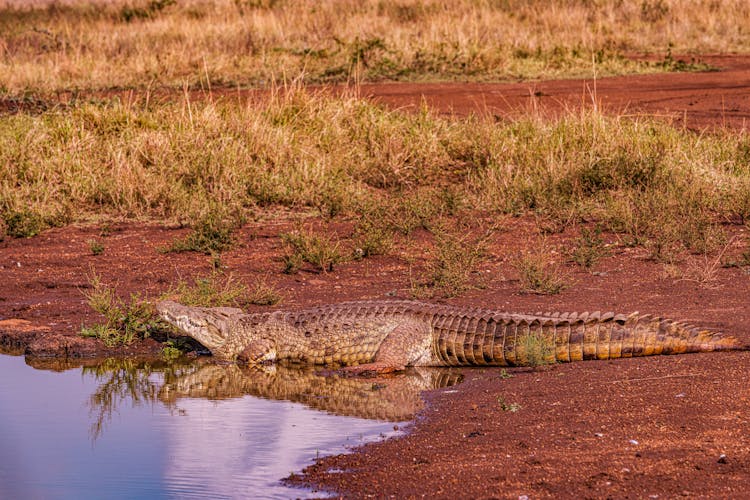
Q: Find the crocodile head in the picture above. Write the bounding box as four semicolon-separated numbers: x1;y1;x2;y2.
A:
157;300;243;356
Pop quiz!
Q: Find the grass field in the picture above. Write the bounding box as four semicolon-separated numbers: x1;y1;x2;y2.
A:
1;0;747;93
2;0;749;299
2;87;748;261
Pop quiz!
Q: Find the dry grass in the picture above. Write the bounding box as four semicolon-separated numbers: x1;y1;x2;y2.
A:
1;0;744;93
513;243;569;295
167;270;250;307
2;88;749;265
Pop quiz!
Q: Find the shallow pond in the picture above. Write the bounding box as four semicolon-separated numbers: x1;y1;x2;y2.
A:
0;354;461;499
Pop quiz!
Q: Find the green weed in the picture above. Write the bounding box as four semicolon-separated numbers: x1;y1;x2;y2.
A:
2;209;46;238
569;227;608;269
281;228;343;274
412;223;491;298
386;189;447;236
247;279;284;306
161;341;183;362
169;271;249;308
352;206;394;259
80;272;168;347
166;208;243;255
497;397;521;412
88;239;105;256
517;331;556;368
514;244;568;295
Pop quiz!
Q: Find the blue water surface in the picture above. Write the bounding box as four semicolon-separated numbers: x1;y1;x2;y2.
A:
0;354;403;499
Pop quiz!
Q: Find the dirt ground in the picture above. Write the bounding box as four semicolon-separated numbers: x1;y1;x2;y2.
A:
2;56;750;498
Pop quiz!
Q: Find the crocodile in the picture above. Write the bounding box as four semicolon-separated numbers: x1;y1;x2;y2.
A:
156;300;743;373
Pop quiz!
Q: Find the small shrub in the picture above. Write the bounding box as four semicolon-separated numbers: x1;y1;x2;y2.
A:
514;245;568;295
247;279;283;306
99;223;113;237
88;239;105;256
169;271;249;308
81;273;168;346
412;224;491;298
352;207;394;259
282;251;304;274
317;190;346;220
517;331;555;367
569;227;608;269
387;189;444;235
280;228;343;273
120;0;176;22
80;324;126;348
165;209;242;255
497;397;521;412
498;369;513;379
161;341;183;362
3;209;45;238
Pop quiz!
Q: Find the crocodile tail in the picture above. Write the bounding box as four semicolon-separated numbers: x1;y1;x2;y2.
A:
544;312;741;363
433;311;743;367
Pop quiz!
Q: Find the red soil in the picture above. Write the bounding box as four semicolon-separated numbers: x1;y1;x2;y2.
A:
2;56;750;498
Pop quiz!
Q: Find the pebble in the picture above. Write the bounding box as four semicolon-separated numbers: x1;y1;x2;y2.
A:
718;454;728;464
629;439;639;445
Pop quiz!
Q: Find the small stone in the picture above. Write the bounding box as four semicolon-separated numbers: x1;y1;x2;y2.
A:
629;439;639;445
718;454;728;464
675;393;686;398
518;496;529;500
594;432;604;437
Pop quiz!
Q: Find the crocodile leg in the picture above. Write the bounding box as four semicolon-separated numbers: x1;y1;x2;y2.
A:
342;320;432;374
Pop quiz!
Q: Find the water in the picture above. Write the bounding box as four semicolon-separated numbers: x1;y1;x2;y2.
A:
0;354;461;499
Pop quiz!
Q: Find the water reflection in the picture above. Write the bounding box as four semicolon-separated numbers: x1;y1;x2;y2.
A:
1;354;463;498
77;359;463;438
159;363;464;422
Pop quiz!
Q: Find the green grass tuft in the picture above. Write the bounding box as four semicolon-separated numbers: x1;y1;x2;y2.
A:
165;209;243;255
168;271;249;308
514;244;568;295
412;222;493;298
80;272;169;346
281;227;344;274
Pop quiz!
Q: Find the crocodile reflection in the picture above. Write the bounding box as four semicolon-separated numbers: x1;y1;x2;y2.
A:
77;358;464;439
158;363;464;422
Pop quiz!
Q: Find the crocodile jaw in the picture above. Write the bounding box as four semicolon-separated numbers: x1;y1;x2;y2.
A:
157;300;228;353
